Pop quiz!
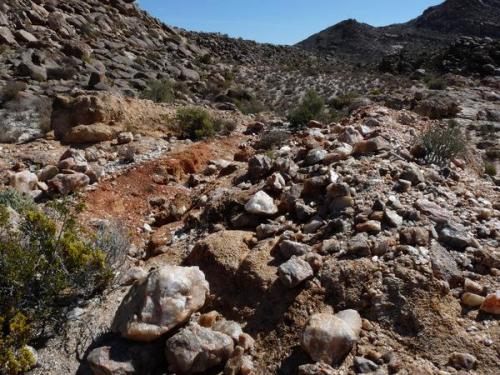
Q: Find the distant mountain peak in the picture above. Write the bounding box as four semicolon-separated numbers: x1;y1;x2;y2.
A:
297;0;500;60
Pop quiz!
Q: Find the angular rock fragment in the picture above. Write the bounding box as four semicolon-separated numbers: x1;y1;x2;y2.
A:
278;256;314;288
165;323;234;374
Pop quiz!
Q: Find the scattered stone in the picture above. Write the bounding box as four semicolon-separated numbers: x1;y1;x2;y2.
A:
302;310;362;365
10;170;38;194
439;223;476;251
384;209;403;227
354;356;378;373
117;132;134;144
415;199;451;224
461;292;485;308
305;148;327;165
480;291;500;314
225;346;255;375
429;241;462;287
298;362;336;375
87;346;136;375
356;220;381;234
245;191;278;215
279;240;311;259
48;173;89;196
448;352;477;370
165;323;234;374
278;256;314;288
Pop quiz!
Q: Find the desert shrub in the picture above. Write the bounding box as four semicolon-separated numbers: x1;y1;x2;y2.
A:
288;90;325;127
255;129;291;150
141;80;175;103
425;76;447;90
478;123;496;138
235;97;265;115
0;189;35;213
175;107;221;140
484;162;497;177
219;120;237;136
1;82;27;102
419;122;468;166
91;220;130;271
330;91;359;110
0;200;116;373
196;54;212;65
80;23;98;39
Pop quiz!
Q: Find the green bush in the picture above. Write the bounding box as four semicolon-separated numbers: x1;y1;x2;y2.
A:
235;95;265;115
1;82;27;102
196;54;212;65
176;107;221;140
287;90;326;127
255;130;290;150
141;80;175;103
330;91;359;110
0;199;117;374
484;162;497;177
425;76;447;90
0;189;35;213
419;122;468;166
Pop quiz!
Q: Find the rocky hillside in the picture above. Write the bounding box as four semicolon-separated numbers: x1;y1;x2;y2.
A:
298;0;500;63
0;0;389;144
0;1;499;375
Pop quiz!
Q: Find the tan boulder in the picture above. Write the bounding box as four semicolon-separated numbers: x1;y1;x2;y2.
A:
63;123;117;144
112;266;209;342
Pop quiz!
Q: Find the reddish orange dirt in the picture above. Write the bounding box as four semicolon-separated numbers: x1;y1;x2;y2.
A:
81;136;245;239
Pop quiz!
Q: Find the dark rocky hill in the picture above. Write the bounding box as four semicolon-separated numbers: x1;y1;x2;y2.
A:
297;0;500;61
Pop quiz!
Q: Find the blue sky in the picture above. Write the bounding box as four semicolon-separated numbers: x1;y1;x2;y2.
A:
137;1;443;45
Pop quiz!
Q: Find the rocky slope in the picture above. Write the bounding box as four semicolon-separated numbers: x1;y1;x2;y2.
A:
5;100;496;375
0;0;388;144
298;0;500;63
0;1;499;375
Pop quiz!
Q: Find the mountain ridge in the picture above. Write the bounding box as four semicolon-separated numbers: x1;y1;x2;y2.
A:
297;0;500;60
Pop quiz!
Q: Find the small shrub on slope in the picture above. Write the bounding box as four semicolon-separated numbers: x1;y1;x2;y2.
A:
141;79;175;103
0;195;121;374
287;90;325;127
419;121;468;166
175;107;221;140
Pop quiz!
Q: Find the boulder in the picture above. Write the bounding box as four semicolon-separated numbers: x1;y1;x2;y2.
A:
247;155;272;181
117;132;134;144
165;323;234;374
429;241;462;287
63;123;117;144
302;310;362;365
480;291;500;315
112;266;209;342
353;136;389;155
10;170;38;194
415;199;451;224
0;26;17;45
87;346;135;375
439;223;476;251
245;191;278;216
48;173;90;196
